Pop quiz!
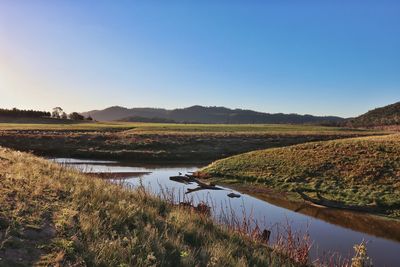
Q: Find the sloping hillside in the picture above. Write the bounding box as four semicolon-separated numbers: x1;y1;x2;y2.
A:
201;134;400;218
82;106;168;122
82;105;344;124
348;102;400;127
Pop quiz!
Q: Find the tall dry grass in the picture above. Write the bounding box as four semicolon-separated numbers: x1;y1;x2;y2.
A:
0;148;299;266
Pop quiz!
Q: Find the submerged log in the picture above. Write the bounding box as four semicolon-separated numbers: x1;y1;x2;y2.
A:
169;175;193;184
186;184;223;194
170;173;223;194
227;192;241;198
185;177;223;194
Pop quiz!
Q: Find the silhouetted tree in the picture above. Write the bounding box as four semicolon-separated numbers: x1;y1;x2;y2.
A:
69;112;85;120
52;107;64;119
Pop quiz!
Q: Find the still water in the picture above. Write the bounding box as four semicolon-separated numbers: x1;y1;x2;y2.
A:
54;158;400;267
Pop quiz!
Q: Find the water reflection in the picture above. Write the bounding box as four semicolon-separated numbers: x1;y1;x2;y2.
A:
54;158;400;267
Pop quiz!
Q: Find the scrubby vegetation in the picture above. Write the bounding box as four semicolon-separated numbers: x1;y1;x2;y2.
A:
0;147;305;266
202;134;400;218
347;101;400;127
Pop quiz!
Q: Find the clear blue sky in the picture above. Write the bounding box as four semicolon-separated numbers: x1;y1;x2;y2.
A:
1;1;399;117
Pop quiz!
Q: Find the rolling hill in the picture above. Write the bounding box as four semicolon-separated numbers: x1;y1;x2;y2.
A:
347;101;400;127
82;105;344;124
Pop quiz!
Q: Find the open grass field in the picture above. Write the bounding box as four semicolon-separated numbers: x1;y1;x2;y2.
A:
120;123;368;134
0;147;305;266
0;121;380;134
0;122;383;163
201;134;400;218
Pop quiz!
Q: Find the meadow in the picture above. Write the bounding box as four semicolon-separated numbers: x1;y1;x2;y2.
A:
0;122;381;163
0;121;378;133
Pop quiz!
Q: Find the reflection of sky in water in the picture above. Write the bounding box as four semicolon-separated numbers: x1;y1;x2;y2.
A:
57;158;400;266
52;158;117;164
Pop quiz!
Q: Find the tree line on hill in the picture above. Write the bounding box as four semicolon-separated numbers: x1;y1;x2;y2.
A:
0;108;50;118
4;101;399;127
82;105;345;124
84;102;399;128
345;101;400;127
0;107;93;121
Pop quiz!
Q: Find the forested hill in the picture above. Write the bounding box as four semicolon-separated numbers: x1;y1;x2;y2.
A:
82;105;344;124
0;108;50;118
347;102;400;127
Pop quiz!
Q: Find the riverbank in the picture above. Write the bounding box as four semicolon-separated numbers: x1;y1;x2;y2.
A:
0;147;306;266
50;156;399;266
201;134;400;219
217;182;400;243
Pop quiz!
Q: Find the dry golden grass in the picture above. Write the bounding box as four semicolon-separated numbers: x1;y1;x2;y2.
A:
0;147;301;266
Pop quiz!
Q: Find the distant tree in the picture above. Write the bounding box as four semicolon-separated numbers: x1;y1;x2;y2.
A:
61;112;68;120
52;107;64;119
86;115;93;121
69;112;85;120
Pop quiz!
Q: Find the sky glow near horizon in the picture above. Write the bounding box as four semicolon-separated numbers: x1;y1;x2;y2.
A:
0;1;399;117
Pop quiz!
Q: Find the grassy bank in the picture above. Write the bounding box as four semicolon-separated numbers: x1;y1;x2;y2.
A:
201;134;400;218
0;122;382;163
0;147;305;266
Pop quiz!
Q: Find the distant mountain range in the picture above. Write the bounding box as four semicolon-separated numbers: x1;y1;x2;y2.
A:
347;101;400;127
81;105;344;124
